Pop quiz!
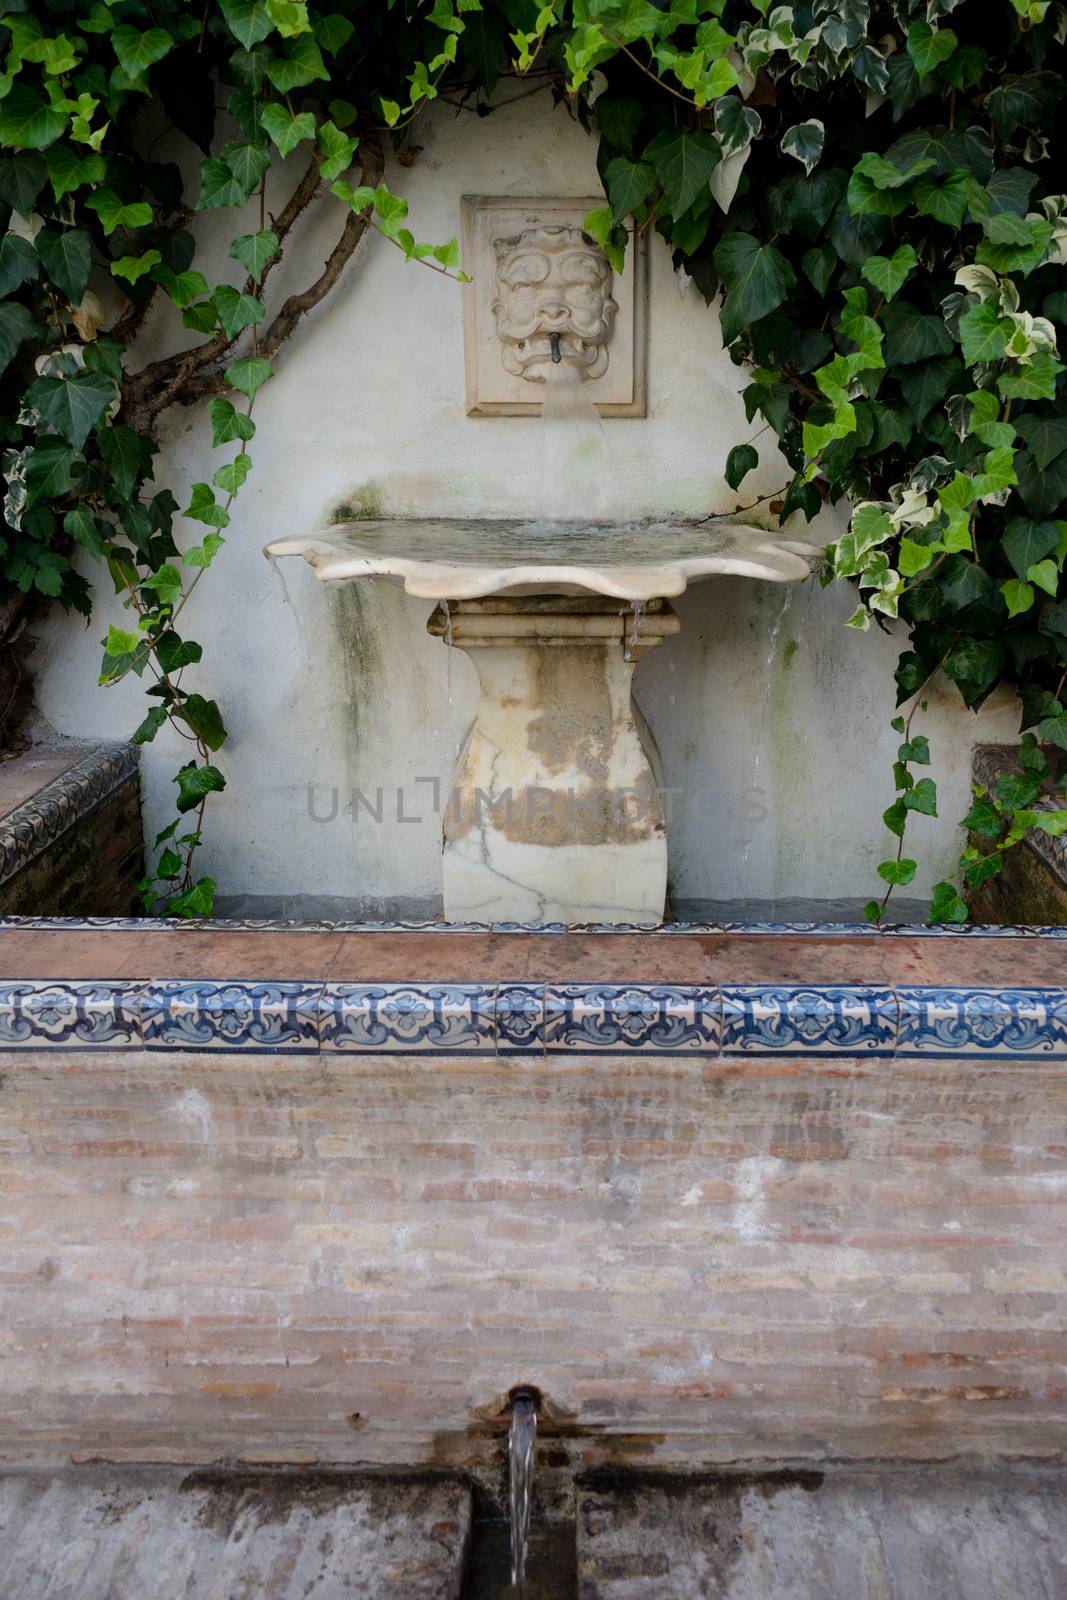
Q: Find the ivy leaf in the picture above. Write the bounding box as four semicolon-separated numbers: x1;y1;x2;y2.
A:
260;103;315;158
0;85;67;150
0;233;39;299
212;283;265;338
213;453;252;494
1014;451;1067;519
131;705;169;746
99;424;154;499
646;129;720;221
906;21;957;77
196;157;246;210
106;623;141;658
182;302;219;334
86;189;154;236
153;267;210;309
219;0;275;49
183;482;231;529
899;355;961;426
713;96;760;159
25;371;117;450
266;33;328;92
725;443;758;490
140;563;183;608
957;299;1012;365
878;858;917;886
180;693;227;750
111;25;173;78
781;120;823;176
372;185;407;237
913;171;973;229
929;882;968;923
25;437;76;506
882;300;953;364
35;227;92;304
64;505;105;561
174;761;226;814
1015;414;1067;473
314;13;354;55
317;121;358;181
801;245;835;296
168;876;217;917
111;250;162;285
596;97;643;154
208;397;256;446
228;229;278;283
45;144;104;202
1028;559;1059;597
998;353;1062;403
225;356;272;399
861;246;918;303
221;140;272;197
0;150;48;214
712;233;796;345
603;157;656;223
903;777;938;816
183;532;225;568
156;632;203;673
1001;578;1034;617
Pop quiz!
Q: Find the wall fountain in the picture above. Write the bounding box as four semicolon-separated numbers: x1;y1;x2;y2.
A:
267;201;815;925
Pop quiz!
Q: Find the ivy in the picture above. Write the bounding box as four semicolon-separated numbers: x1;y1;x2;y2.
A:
2;0;1066;924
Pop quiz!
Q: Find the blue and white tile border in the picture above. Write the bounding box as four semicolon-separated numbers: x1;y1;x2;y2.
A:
1;910;1066;937
2;977;1066;1058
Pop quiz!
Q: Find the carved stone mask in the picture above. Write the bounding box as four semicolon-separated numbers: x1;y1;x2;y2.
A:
490;225;618;382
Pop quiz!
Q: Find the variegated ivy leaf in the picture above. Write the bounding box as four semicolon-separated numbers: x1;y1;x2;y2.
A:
781;120;824;176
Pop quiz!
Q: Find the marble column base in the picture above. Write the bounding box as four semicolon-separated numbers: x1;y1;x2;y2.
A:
427;597;680;925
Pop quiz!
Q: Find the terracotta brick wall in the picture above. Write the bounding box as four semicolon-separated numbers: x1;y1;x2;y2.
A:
2;1047;1065;1469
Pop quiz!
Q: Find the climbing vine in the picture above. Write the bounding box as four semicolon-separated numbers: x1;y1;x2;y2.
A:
2;0;1067;917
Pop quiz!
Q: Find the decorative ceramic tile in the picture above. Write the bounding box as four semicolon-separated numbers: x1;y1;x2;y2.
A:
142;981;322;1052
0;745;137;889
319;983;496;1052
543;984;720;1053
721;986;898;1055
494;984;545;1050
0;980;142;1049
896;986;1067;1057
0;914;1065;938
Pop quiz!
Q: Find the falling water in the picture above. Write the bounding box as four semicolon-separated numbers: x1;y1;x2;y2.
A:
624;599;645;662
266;553;311;667
539;361;611;523
441;597;454;648
738;586;795;899
508;1392;537;1593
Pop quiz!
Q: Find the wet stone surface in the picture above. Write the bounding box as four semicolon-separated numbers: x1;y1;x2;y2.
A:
575;1467;1067;1599
0;1470;471;1599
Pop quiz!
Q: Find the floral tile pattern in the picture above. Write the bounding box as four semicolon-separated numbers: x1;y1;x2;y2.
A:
542;984;720;1053
494;985;545;1051
0;980;142;1049
319;983;496;1052
896;987;1067;1057
142;981;322;1052
720;986;899;1055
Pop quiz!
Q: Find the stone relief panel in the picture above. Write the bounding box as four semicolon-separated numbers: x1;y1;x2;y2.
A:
462;196;646;416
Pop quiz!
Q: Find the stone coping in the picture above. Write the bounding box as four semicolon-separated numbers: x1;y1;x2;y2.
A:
0;921;1064;1059
0;744;138;889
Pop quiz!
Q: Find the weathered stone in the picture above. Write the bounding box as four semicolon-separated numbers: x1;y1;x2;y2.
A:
0;1470;471;1599
576;1468;1067;1599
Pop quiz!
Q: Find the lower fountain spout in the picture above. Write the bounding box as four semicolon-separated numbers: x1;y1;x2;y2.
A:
549;331;562;363
509;1387;538;1593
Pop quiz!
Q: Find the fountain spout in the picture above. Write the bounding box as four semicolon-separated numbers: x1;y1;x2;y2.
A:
508;1387;538;1593
549;331;562;364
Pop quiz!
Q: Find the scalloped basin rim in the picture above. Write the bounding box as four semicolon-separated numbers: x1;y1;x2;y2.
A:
265;518;818;601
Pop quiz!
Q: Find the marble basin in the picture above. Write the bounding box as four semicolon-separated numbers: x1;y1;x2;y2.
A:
265;517;816;601
265;518;816;925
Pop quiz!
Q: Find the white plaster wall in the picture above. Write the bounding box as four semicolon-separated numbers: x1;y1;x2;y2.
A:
31;87;1021;912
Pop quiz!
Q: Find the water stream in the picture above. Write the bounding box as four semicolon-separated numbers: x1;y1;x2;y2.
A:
266;553;311;668
539;362;611;523
737;585;795;898
508;1392;538;1593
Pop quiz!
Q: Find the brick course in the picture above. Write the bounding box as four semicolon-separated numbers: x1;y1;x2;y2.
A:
0;1046;1065;1469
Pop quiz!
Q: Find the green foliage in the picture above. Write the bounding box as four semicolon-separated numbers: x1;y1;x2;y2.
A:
0;0;466;916
2;0;1065;923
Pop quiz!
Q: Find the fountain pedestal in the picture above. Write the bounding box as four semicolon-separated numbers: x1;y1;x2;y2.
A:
264;517;815;926
427;597;679;924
